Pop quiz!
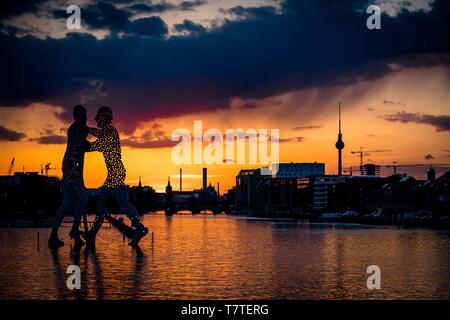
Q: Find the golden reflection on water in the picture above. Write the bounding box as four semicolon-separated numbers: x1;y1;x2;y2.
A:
0;214;449;299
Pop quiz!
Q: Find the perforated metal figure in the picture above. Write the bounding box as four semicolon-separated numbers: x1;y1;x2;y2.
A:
48;105;89;249
86;106;148;247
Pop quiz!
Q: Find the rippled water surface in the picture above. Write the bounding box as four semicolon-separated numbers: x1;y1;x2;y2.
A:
1;214;449;299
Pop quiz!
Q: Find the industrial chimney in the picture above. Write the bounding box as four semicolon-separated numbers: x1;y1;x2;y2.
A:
203;167;207;189
427;166;436;181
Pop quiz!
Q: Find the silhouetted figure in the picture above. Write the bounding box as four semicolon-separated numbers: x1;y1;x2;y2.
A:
49;105;89;249
86;107;148;247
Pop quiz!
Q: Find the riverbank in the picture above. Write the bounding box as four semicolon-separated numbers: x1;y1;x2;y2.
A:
311;216;450;230
0;218;54;228
228;211;450;231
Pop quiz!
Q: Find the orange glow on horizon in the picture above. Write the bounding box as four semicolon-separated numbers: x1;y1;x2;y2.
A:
1;66;449;192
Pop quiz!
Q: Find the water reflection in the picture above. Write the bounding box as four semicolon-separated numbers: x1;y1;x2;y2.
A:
50;249;66;300
0;215;449;299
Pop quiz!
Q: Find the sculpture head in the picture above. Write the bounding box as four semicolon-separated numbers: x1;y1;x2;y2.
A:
73;104;87;124
95;106;113;128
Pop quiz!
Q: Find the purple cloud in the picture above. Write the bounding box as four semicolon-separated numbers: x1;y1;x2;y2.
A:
383;111;450;132
293;125;323;131
29;135;66;144
0;125;26;141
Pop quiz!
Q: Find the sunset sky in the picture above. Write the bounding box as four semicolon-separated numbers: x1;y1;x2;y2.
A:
0;0;449;192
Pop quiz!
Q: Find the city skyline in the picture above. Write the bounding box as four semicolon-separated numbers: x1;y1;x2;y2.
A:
1;91;449;193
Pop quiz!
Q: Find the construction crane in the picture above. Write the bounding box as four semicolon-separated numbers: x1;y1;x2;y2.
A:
386;161;399;174
40;163;60;176
350;147;392;167
7;158;14;176
385;162;424;175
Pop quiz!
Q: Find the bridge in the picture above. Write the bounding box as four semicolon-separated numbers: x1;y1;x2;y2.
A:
164;202;229;215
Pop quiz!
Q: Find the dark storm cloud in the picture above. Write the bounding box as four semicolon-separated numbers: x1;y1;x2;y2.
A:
52;0;206;25
126;17;168;37
174;19;207;35
424;154;435;160
127;0;205;14
0;0;449;134
127;2;174;14
383;111;450;132
82;2;131;32
0;0;47;19
53;2;169;37
52;2;131;32
223;5;278;18
0;125;26;141
179;1;206;11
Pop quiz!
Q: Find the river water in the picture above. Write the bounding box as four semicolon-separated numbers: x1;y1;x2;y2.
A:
0;213;449;299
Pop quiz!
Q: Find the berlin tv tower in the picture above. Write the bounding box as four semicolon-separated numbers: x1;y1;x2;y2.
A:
335;102;345;176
